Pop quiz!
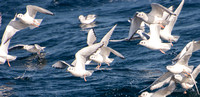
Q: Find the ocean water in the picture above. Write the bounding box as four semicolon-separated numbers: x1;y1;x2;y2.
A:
0;0;200;96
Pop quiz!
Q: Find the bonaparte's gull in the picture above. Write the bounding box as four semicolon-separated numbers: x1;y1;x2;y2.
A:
174;64;200;94
0;15;20;67
136;3;176;28
9;44;45;54
52;43;104;81
139;24;172;54
16;5;54;29
166;41;200;74
79;14;96;24
160;0;184;43
86;25;125;68
139;80;176;97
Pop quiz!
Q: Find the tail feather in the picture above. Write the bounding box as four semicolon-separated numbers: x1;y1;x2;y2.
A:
172;35;180;42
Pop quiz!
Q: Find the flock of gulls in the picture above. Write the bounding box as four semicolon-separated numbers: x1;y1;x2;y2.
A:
0;0;200;97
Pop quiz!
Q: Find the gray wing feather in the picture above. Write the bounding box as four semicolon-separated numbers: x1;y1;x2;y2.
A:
104;47;125;59
150;72;173;90
8;44;25;51
52;60;71;69
87;29;97;46
174;41;200;66
25;5;54;18
149;3;175;18
127;15;142;40
152;80;176;97
100;24;117;46
192;64;200;79
75;43;104;69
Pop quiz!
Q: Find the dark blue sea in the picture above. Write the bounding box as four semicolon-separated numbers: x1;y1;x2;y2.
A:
0;0;200;96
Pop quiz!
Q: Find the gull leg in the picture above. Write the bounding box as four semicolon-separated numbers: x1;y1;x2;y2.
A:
160;49;166;54
7;59;11;67
169;39;173;46
84;75;87;82
184;91;187;94
107;63;110;66
159;24;165;29
96;63;101;69
183;69;191;77
31;20;40;27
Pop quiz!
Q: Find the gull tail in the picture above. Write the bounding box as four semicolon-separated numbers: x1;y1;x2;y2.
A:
105;58;114;64
7;55;17;61
171;35;180;42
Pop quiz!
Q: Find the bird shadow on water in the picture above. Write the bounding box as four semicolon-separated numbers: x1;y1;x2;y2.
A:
11;53;47;81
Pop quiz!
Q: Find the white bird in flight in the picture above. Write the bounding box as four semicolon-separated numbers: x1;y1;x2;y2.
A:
15;5;54;29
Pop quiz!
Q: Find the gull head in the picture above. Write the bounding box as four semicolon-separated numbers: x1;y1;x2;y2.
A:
166;65;183;74
174;74;183;82
136;12;148;21
78;15;85;20
16;13;23;19
136;29;143;34
139;91;151;97
89;54;103;63
139;40;148;46
67;67;74;73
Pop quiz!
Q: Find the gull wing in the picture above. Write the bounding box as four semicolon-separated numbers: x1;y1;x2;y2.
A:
162;0;184;35
52;60;71;69
191;64;200;80
8;44;26;51
75;43;104;70
87;29;97;46
150;72;173;90
139;72;173;93
149;24;162;42
149;3;175;18
127;14;143;40
162;6;173;20
25;5;54;18
173;41;200;66
102;47;125;59
152;80;176;97
100;24;117;46
1;15;28;53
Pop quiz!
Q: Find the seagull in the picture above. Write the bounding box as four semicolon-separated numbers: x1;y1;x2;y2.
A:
139;80;176;97
136;3;176;29
79;14;96;24
52;42;104;81
160;0;184;43
174;64;200;94
86;25;125;68
15;5;54;29
0;15;19;67
139;24;172;54
9;44;45;54
110;14;144;42
166;41;200;74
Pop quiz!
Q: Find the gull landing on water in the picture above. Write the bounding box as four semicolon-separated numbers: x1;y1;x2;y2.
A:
15;5;54;29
